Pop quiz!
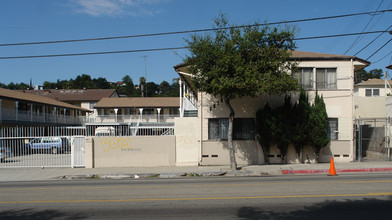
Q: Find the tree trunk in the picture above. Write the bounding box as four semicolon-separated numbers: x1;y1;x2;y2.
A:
263;144;270;165
225;97;237;170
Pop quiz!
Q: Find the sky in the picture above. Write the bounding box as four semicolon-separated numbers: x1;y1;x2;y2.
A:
0;0;391;86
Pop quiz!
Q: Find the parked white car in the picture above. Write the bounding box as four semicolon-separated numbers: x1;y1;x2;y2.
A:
0;146;13;163
25;137;63;154
95;127;115;136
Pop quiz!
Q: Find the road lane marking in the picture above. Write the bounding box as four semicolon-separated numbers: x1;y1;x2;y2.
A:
1;192;392;204
1;179;392;191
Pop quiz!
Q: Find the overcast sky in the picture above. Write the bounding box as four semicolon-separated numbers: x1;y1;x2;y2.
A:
0;0;391;86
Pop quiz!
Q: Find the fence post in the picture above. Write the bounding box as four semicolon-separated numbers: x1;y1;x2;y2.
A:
388;117;391;161
358;117;362;162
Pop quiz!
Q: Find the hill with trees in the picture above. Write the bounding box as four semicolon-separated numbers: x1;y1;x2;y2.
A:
0;74;179;97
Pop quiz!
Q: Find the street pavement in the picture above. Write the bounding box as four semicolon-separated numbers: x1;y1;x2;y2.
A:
1;160;392;182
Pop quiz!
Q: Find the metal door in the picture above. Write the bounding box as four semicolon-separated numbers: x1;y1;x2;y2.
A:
71;136;86;168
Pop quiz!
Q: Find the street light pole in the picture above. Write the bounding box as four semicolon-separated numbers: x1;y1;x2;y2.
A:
142;55;148;97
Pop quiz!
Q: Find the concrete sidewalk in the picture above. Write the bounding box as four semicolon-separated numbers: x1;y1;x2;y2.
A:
0;161;392;182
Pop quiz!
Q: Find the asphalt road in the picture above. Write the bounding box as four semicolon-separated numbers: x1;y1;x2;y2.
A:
1;174;392;219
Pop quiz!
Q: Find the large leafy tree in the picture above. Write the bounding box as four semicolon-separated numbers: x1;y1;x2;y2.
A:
355;68;383;84
184;14;298;169
120;75;136;97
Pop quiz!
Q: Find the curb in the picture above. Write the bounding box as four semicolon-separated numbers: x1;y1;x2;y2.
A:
281;167;392;175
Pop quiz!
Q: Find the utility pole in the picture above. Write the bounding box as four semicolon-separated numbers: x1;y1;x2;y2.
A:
141;55;148;97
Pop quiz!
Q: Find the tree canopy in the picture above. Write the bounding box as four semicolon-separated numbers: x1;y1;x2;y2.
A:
355;68;383;84
184;14;298;169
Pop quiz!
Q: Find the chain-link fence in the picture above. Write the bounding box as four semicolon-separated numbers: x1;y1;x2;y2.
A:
354;117;392;161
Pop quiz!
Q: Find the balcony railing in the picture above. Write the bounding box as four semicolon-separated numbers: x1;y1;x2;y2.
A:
1;108;85;125
87;114;179;124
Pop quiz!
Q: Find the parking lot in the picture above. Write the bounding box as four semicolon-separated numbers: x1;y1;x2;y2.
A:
0;152;71;168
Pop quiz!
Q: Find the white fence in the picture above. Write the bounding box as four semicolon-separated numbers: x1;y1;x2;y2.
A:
0;126;86;168
88;114;179;124
0;124;175;168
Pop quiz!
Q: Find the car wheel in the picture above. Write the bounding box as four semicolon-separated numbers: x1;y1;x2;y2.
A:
52;147;58;154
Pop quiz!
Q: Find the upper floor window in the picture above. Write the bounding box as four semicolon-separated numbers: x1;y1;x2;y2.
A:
294;68;337;90
365;89;380;97
316;68;337;90
294;68;313;89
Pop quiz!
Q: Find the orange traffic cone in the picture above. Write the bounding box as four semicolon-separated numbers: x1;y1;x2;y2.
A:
328;157;337;176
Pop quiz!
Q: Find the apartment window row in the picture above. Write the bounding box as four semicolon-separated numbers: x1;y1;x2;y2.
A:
365;89;380;97
294;68;337;90
208;117;339;141
208;118;254;140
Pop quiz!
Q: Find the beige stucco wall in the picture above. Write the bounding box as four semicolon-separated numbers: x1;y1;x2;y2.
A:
175;117;200;166
200;140;262;165
354;86;390;97
196;59;357;164
89;136;176;168
354;96;386;118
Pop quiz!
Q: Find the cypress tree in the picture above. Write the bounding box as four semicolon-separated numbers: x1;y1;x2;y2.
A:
309;92;329;157
292;88;311;162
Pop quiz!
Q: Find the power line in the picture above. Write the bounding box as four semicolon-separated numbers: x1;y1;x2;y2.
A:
354;24;392;56
323;1;376;52
0;47;187;60
366;38;392;60
294;30;389;41
0;9;391;47
343;0;384;55
0;31;390;60
371;49;392;64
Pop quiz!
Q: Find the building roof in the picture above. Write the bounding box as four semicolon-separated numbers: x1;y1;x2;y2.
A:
289;50;370;65
355;78;392;87
0;88;91;112
174;50;370;70
94;97;180;109
23;89;118;102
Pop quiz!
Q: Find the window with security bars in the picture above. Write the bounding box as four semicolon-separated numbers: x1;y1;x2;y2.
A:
365;89;380;96
328;118;338;140
208;118;254;140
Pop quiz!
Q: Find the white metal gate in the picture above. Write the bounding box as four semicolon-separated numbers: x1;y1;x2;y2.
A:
71;136;85;168
0;126;86;168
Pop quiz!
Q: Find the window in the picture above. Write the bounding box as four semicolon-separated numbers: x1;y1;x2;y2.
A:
208;118;254;140
208;119;228;140
294;68;313;89
233;118;254;140
365;89;380;97
144;108;154;115
169;108;179;115
316;68;337;89
328;118;338;140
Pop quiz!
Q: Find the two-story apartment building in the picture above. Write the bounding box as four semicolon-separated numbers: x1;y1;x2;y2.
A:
174;50;370;165
23;89;119;121
0;88;91;126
